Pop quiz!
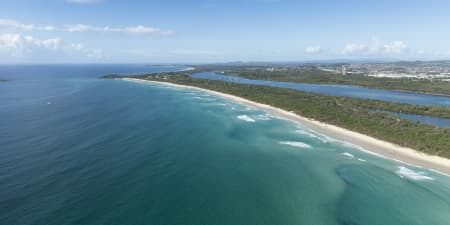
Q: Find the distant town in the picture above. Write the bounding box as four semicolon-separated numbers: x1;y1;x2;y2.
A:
258;61;450;82
323;61;450;81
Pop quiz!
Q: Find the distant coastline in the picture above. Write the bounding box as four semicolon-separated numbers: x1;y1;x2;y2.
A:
121;77;450;176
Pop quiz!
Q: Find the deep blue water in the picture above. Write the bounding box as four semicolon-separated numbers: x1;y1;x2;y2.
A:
191;72;450;106
1;65;450;225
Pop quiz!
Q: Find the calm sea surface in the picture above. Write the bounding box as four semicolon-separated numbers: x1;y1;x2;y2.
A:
1;65;449;225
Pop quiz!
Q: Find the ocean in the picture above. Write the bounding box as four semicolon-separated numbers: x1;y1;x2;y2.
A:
1;65;449;225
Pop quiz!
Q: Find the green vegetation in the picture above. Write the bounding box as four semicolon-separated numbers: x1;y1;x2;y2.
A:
227;68;450;96
102;72;450;158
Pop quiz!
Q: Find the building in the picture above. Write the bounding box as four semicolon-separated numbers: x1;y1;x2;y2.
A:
341;65;347;76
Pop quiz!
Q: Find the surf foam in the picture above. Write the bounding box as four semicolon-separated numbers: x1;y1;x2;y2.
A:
237;115;256;122
279;141;312;149
396;166;433;181
255;113;272;121
341;152;355;158
295;129;329;143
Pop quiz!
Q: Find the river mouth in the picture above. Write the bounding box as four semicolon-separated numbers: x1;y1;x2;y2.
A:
191;72;450;106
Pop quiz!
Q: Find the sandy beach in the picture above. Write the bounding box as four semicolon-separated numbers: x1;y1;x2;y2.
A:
122;78;450;176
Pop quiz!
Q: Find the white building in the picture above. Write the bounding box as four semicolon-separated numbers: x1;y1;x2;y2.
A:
341;65;347;76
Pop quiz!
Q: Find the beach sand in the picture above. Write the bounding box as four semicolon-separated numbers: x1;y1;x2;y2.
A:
122;78;450;176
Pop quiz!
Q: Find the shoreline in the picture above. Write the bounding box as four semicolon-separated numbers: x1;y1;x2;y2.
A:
122;78;450;176
228;74;450;98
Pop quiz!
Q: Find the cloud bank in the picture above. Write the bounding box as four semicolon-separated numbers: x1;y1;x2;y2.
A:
0;18;54;31
64;24;174;35
342;38;409;56
305;46;323;54
0;18;174;36
0;33;60;56
0;33;103;60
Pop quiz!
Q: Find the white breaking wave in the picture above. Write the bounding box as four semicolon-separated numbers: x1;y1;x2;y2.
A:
357;158;366;162
159;86;176;90
241;105;256;111
341;152;355;158
212;103;227;106
335;140;383;158
295;129;329;143
237;115;256;122
192;96;216;101
295;127;384;158
255;113;272;121
279;141;312;149
396;166;433;181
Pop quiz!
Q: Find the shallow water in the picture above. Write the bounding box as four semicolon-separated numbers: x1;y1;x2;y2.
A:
1;65;449;225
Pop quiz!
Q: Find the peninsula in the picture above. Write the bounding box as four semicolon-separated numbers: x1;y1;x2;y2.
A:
102;72;450;175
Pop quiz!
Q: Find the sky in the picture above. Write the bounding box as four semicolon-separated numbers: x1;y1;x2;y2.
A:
0;0;450;63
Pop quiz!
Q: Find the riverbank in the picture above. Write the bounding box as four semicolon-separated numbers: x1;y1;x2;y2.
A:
122;78;450;176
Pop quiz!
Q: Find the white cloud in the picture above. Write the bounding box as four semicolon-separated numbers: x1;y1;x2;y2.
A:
0;33;22;49
305;46;323;54
0;33;104;60
64;24;174;35
0;33;25;56
24;36;61;50
0;18;54;31
0;18;174;37
124;25;175;35
381;41;408;54
64;24;93;32
70;43;85;50
342;38;409;56
64;24;120;33
69;42;104;59
342;43;369;55
0;33;61;57
0;34;63;56
125;25;159;34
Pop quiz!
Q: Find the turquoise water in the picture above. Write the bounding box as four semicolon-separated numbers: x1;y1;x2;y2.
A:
192;72;450;106
1;65;450;225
